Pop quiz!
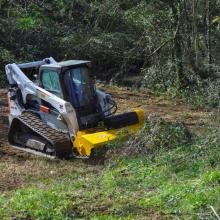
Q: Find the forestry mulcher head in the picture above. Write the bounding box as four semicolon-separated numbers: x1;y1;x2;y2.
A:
5;58;145;158
74;108;144;156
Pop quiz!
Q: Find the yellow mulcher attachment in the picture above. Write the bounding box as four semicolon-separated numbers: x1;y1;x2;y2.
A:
74;109;145;156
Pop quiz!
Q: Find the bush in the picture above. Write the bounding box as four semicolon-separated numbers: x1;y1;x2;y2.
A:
105;118;192;161
141;61;176;91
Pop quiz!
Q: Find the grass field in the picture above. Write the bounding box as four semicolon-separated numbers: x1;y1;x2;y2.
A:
0;137;220;219
0;87;219;219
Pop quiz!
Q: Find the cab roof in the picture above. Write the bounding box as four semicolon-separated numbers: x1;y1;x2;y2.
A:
58;60;91;67
41;60;91;69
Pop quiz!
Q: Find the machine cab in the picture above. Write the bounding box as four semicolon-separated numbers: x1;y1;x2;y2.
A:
39;60;99;129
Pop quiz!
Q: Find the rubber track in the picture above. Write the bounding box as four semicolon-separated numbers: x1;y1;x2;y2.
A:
9;112;72;158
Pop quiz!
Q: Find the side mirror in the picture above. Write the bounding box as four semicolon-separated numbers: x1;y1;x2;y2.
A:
93;76;96;91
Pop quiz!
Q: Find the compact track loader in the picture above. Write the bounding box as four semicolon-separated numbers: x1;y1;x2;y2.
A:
5;58;144;158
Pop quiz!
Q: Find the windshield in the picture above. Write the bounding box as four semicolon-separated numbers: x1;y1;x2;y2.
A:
64;67;95;107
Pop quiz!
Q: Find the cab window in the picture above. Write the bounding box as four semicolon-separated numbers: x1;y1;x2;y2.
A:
41;69;63;99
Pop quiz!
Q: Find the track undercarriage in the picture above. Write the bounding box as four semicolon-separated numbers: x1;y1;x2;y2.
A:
8;112;73;159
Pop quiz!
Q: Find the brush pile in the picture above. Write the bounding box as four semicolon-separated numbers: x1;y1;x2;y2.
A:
105;117;192;160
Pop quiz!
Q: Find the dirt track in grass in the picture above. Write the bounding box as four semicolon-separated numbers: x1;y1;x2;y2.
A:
0;87;212;192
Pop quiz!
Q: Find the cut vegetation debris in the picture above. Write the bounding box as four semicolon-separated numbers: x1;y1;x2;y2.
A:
104;118;192;161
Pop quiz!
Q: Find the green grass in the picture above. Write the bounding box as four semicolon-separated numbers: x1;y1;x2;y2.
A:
0;139;220;219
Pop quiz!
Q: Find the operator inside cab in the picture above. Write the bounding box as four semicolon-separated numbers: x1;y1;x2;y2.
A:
40;61;96;109
64;66;96;109
40;60;100;129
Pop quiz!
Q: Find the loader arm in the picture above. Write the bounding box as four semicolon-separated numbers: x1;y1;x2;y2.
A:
5;58;79;137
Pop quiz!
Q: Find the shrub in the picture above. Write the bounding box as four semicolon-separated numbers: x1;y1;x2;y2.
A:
105;118;192;161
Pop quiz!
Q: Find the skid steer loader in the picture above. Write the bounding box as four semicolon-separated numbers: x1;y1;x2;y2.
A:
5;58;144;158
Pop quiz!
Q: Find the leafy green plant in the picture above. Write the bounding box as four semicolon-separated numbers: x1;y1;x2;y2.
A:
16;17;36;29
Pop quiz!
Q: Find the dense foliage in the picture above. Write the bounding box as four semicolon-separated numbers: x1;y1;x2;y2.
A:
0;0;220;103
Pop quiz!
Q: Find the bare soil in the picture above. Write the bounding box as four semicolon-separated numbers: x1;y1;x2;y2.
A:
105;86;211;134
0;87;212;192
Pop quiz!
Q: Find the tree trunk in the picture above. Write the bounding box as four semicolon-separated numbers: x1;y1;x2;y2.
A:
206;0;212;72
192;0;199;67
170;1;185;88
